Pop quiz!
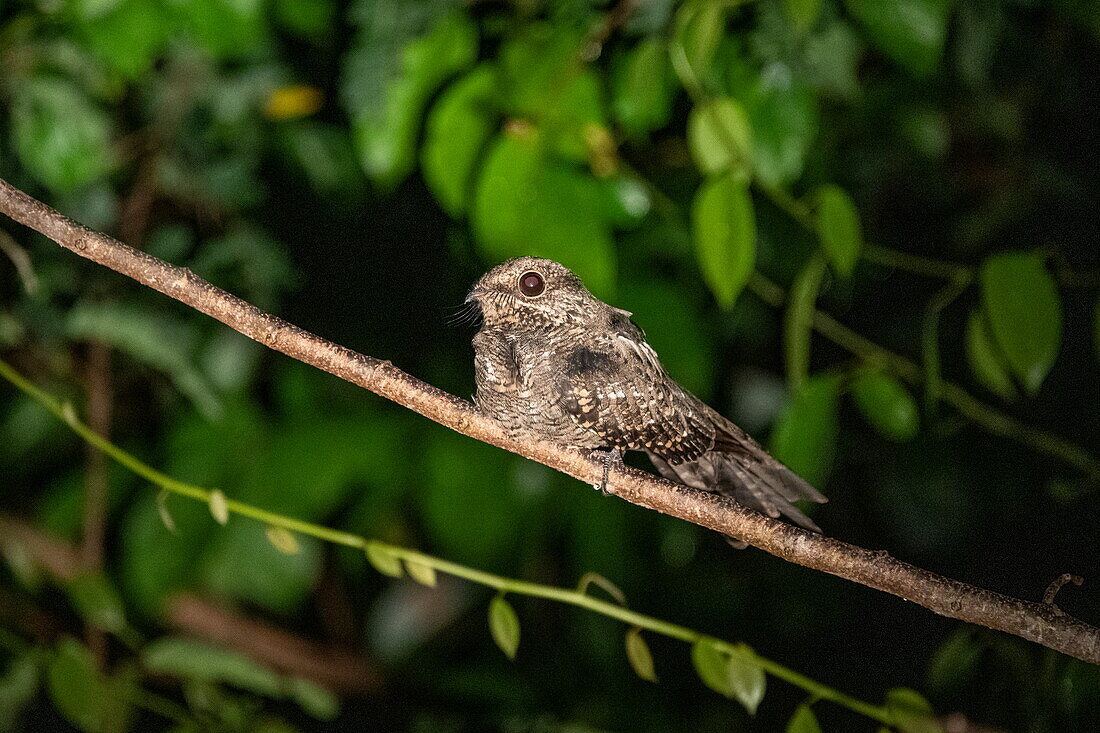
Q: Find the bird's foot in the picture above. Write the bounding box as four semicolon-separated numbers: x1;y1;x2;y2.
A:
591;448;624;496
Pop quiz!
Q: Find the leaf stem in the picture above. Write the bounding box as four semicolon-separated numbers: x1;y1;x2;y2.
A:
0;356;892;726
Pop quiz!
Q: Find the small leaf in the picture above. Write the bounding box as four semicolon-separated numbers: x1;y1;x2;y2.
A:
673;0;726;82
965;310;1017;400
422;65;498;217
786;704;823;733
208;489;229;525
13;78;113;192
488;595;521;660
727;646;766;715
691;172;756;308
783;255;826;391
405;558;437;587
143;637;282;697
264;84;323;120
625;627;658;683
926;628;984;693
66;573;127;634
784;0;822;33
770;375;841;488
850;369;920;442
47;638;104;732
687;98;753;175
265;526;299;555
288;678;340;721
815;184;863;277
845;0;950;78
980;252;1063;394
0;650;41;729
364;542;404;578
576;571;627;606
611;39;675;138
691;638;732;696
885;687;942;733
155;490;177;534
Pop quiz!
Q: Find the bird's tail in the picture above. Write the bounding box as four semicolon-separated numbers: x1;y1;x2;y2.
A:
647;443;826;536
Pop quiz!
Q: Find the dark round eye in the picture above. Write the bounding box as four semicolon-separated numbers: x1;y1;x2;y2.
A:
518;271;545;297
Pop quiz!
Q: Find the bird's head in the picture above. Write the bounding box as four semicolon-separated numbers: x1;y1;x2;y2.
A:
466;257;605;330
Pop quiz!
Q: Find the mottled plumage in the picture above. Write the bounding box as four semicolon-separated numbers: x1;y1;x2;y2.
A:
467;257;826;535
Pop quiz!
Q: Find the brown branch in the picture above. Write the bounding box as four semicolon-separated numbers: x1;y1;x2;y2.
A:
165;594;381;695
1;177;1097;665
0;514;382;694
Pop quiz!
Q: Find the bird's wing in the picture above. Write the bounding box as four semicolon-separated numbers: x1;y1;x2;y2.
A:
555;314;716;461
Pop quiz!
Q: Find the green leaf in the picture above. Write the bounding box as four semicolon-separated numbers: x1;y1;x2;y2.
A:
47;638;104;732
156;489;177;534
691;638;732;696
770;375;841;488
79;0;166;78
691;173;756;308
784;255;827;391
965;310;1016;400
612;39;676;138
728;61;819;186
13;78;112;192
845;0;950;78
885;687;942;733
488;595;520;660
422;66;498;217
784;0;822;33
577;571;627;606
208;489;230;525
66;301;222;419
0;650;42;731
674;0;727;83
364;542;404;578
288;678;340;721
786;704;823;733
625;628;657;683
979;252;1063;394
143;638;282;696
66;572;127;634
814;185;863;277
727;646;766;715
265;526;299;555
351;11;478;187
405;558;437;587
926;628;984;693
171;0;266;58
687;98;754;175
851;370;920;442
472;133;616;297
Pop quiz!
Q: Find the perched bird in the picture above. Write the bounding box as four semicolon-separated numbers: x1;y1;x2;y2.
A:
466;257;826;538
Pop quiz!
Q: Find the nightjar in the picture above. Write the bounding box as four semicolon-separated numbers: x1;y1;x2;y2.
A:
467;257;826;535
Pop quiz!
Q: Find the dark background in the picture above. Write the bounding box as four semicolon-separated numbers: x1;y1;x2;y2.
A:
1;0;1098;731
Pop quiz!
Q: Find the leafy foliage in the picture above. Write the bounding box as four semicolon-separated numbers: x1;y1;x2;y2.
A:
1;0;1098;731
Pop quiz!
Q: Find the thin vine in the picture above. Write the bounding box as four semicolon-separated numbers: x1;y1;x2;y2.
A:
0;355;912;728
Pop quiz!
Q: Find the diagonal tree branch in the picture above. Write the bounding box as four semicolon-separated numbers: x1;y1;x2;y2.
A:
1;176;1097;665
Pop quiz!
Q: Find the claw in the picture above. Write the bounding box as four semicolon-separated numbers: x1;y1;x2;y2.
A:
592;448;624;495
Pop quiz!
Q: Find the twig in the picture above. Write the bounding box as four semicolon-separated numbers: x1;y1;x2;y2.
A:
0;513;383;695
166;594;381;694
1043;574;1084;613
0;177;1098;665
748;273;1100;481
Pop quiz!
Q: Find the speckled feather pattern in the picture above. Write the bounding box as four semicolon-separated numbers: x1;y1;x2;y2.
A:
469;257;826;532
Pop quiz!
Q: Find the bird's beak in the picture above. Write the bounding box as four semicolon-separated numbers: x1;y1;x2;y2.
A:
465;286;482;304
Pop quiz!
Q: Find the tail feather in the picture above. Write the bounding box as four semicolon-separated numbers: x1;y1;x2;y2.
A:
647;448;825;535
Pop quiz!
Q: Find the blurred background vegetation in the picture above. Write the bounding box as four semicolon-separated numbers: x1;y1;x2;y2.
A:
1;0;1099;730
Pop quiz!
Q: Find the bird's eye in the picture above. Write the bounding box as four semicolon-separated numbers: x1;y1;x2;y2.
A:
518;271;545;297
